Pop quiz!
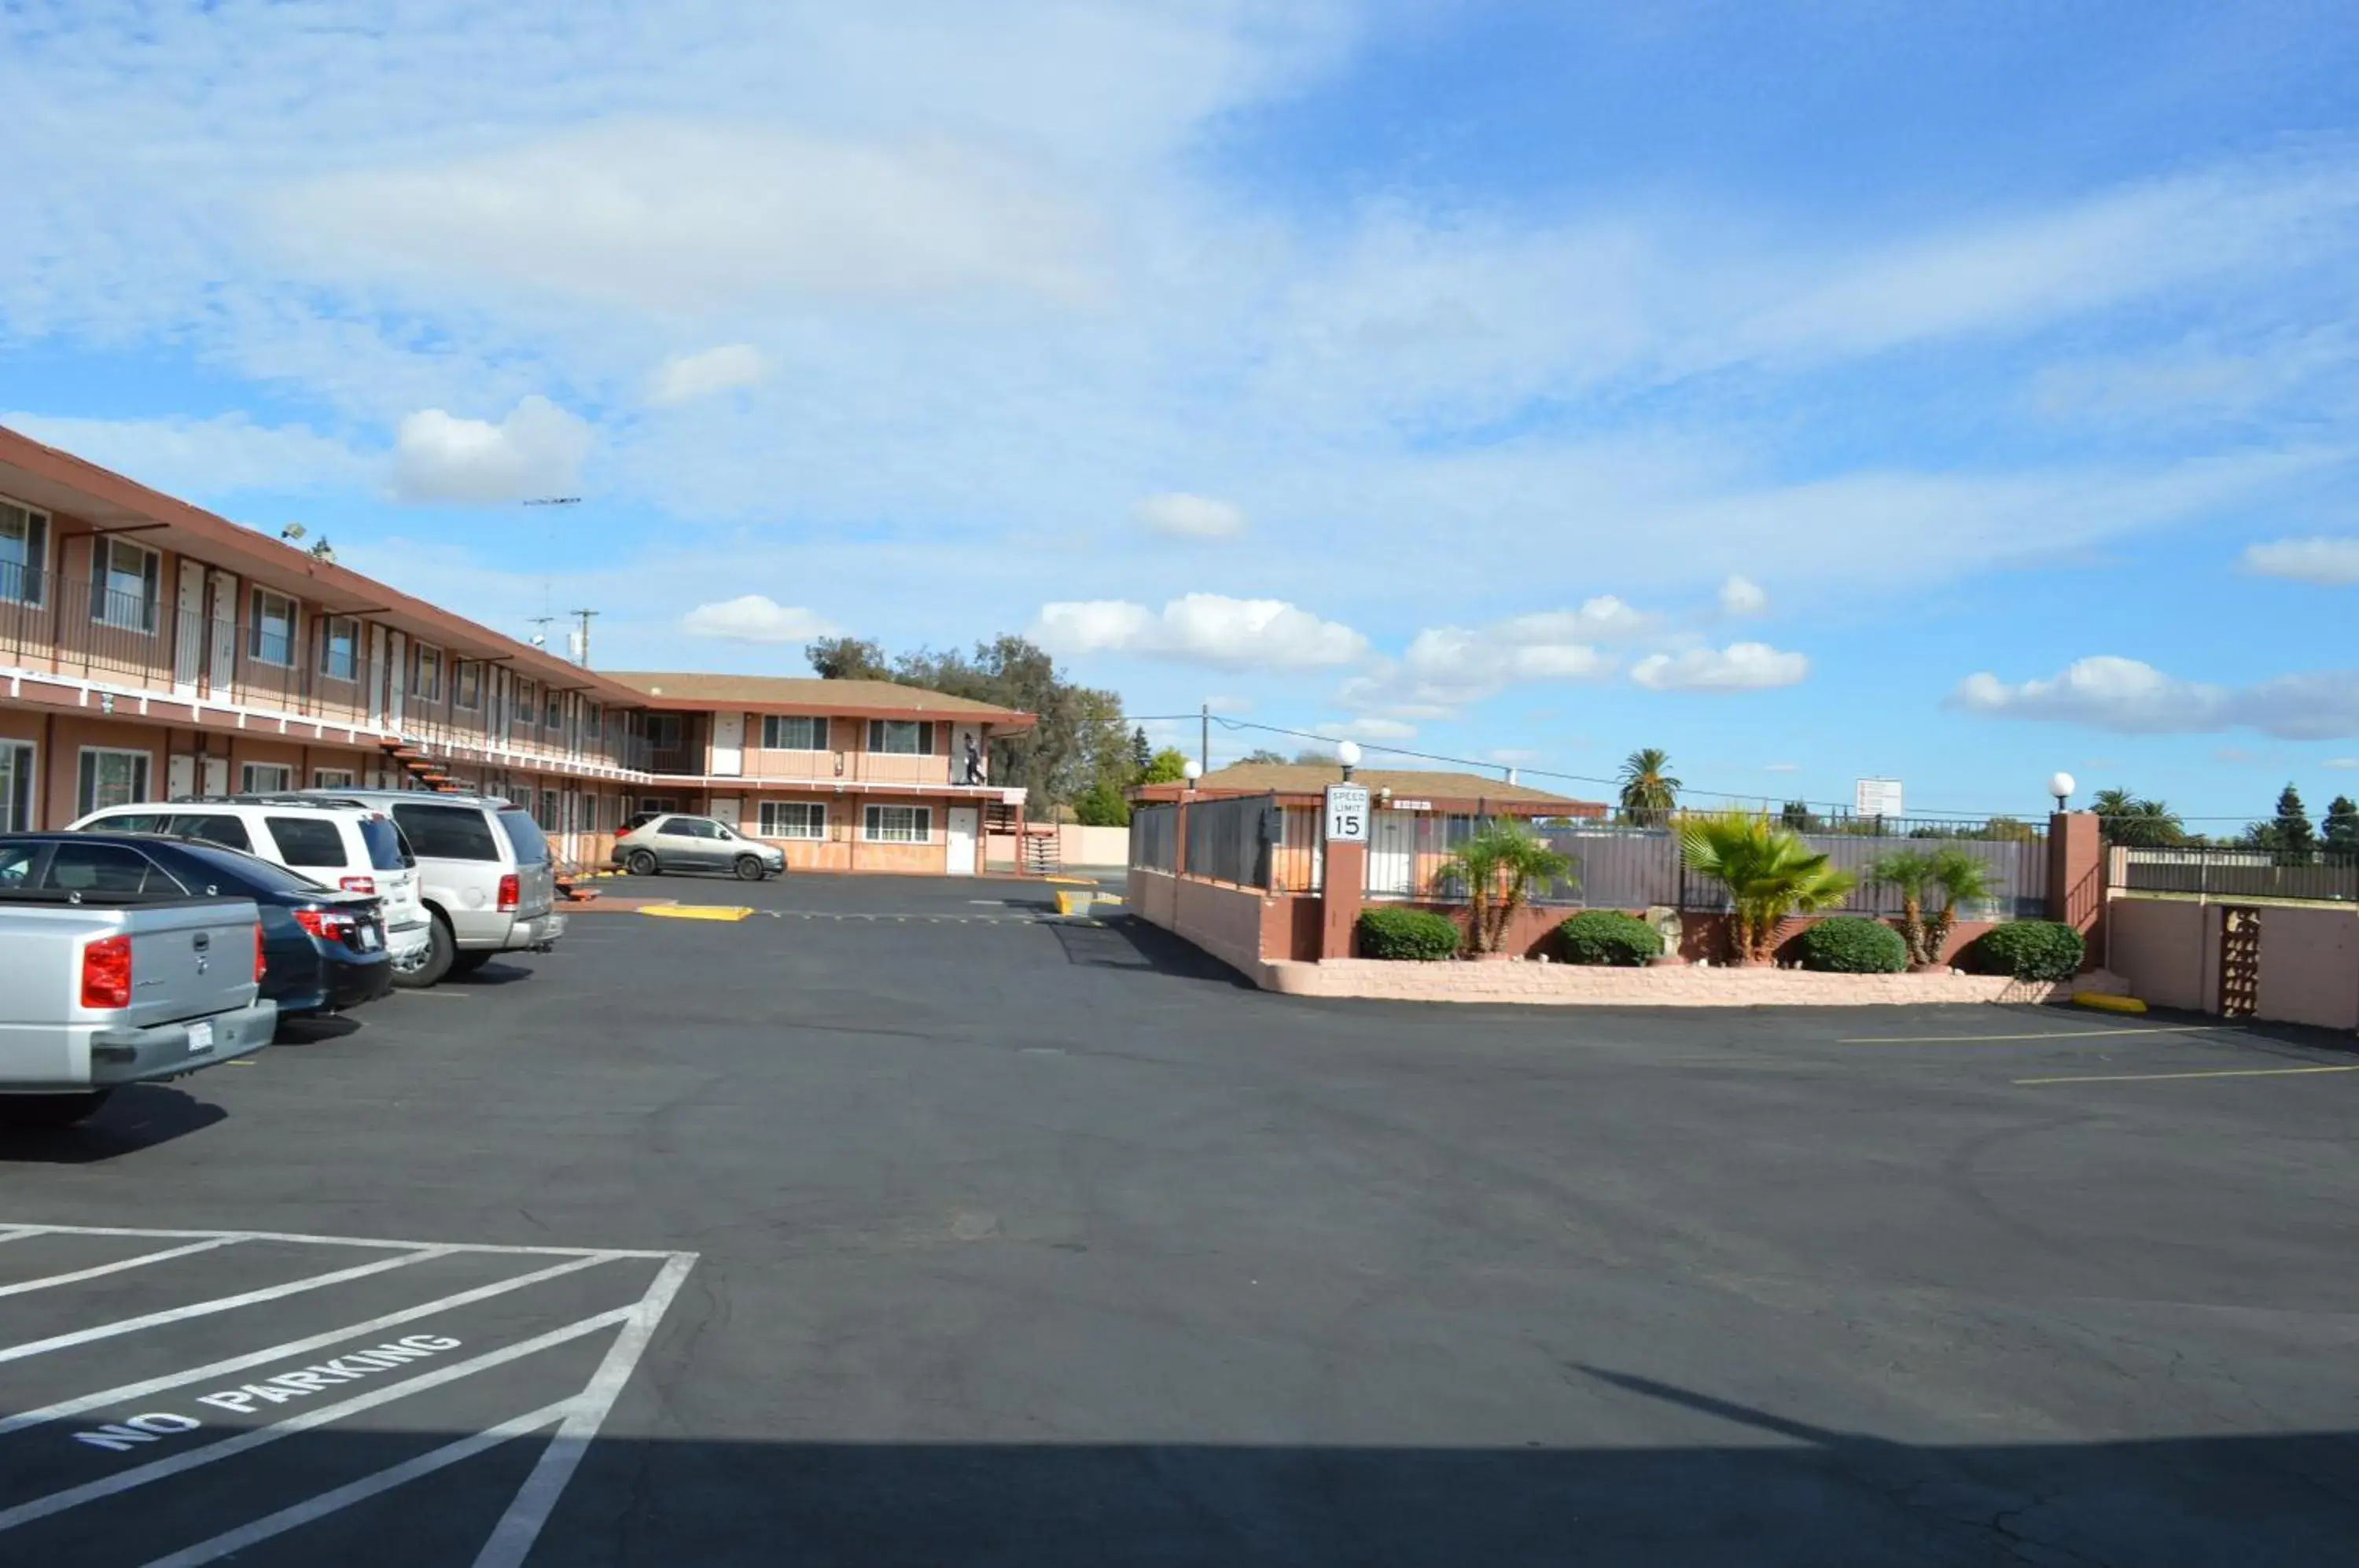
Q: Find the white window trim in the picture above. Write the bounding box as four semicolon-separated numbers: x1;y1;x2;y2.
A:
453;660;482;711
0;738;35;832
78;745;153;815
92;537;161;633
248;587;300;668
862;804;933;845
0;496;49;607
867;720;933;756
241;763;293;793
759;801;827;840
312;767;357;789
411;643;443;702
761;715;830;752
318;615;360;682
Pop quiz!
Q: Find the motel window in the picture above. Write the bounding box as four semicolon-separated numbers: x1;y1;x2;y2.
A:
90;538;160;633
312;768;356;789
545;693;562;731
241;763;293;793
411;645;443;702
862;804;931;844
0;499;47;605
77;748;152;815
454;661;482;710
646;715;682;750
761;716;828;750
515;680;537;727
584;702;602;738
759;801;826;839
0;741;33;830
248;588;298;666
319;616;359;681
867;720;933;756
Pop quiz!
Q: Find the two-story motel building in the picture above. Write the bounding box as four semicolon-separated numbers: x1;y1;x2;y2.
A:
0;425;1037;874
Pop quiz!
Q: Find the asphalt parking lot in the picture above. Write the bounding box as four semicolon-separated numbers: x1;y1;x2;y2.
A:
4;870;2356;1566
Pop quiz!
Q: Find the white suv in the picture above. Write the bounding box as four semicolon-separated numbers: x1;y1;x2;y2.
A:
65;797;434;977
297;790;565;986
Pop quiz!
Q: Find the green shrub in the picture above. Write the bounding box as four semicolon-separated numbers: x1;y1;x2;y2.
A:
1556;910;1664;966
1796;917;1908;974
1963;921;2084;981
1356;907;1462;961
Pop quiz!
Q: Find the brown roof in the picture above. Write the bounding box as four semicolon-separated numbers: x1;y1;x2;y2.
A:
603;672;1036;727
1143;763;1601;811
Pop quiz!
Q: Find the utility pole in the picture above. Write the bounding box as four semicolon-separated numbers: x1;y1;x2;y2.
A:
571;608;600;668
1200;701;1210;777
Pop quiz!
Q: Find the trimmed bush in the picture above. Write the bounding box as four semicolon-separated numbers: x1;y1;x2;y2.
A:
1797;917;1908;974
1356;907;1462;962
1556;910;1664;966
1963;920;2084;981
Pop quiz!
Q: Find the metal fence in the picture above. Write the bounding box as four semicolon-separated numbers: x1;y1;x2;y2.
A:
2118;847;2359;904
1129;803;1176;874
1529;828;1682;908
1183;793;1279;889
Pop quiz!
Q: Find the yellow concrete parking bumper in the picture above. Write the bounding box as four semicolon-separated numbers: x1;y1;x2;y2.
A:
2073;992;2147;1014
639;904;754;922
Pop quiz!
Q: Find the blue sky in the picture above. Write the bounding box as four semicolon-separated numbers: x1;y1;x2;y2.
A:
4;1;2357;824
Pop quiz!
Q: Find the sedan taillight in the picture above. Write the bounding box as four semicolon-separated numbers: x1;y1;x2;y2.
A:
254;922;267;981
293;907;359;943
497;873;519;912
81;934;133;1010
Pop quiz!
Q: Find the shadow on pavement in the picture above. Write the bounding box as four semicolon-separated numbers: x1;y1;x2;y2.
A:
447;961;538;987
1048;915;1258;988
0;1084;225;1163
274;1014;365;1044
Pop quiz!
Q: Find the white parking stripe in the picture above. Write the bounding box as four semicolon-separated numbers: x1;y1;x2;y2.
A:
0;1249;454;1367
0;1221;674;1259
473;1253;697;1568
0;1238;240;1300
0;1306;631;1533
138;1401;574;1568
0;1253;614;1437
0;1229;48;1247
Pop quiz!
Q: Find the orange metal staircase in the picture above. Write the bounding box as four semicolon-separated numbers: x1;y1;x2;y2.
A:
378;737;459;793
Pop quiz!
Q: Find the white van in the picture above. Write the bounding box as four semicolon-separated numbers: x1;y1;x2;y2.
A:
66;798;434;978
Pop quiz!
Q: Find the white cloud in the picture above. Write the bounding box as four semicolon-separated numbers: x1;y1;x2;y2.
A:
1630;642;1809;692
1316;717;1418;742
2325;757;2359;770
1135;492;1247;539
2238;536;2359;585
1718;575;1768;616
679;594;835;645
1952;656;2359;740
0;411;368;498
1032;593;1366;669
1763;762;1799;773
388;396;593;505
649;345;771;407
270;123;1110;317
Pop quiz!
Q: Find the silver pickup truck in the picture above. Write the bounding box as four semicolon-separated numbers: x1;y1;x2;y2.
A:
0;856;279;1128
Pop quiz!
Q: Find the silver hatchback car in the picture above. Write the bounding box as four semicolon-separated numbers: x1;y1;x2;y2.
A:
612;814;784;881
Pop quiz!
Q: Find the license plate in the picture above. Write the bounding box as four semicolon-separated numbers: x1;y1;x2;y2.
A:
359;925;381;951
186;1020;215;1056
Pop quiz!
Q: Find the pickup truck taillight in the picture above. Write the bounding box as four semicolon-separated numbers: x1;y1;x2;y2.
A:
81;934;133;1010
497;874;519;912
255;922;267;981
340;876;377;895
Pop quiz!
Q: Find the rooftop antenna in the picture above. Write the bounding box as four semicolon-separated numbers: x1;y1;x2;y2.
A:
521;496;581;644
526;615;555;650
570;608;600;668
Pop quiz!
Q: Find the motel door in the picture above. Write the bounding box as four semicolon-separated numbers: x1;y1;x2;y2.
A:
173;563;205;698
1367;810;1416;897
711;712;744;777
944;806;978;876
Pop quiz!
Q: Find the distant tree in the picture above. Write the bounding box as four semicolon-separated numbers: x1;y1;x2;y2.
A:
2091;787;2184;848
1617;748;1681;826
1073;781;1131;827
1291;748;1337;766
1238;748;1289;765
1142;747;1190;785
1128;727;1153;779
1978;815;2038;843
804;636;892;681
2324;794;2359;856
2272;782;2317;859
1779;801;1823;833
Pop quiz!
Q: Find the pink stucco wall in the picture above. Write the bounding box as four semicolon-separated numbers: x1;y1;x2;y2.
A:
2106;897;2212;1014
2254;904;2359;1030
2105;894;2358;1029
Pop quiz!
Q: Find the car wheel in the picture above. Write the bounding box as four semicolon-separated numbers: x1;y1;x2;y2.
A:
734;854;767;882
395;913;456;988
627;849;658;876
0;1091;113;1128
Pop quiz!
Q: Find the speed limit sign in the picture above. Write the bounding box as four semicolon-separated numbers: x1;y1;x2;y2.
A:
1324;784;1371;843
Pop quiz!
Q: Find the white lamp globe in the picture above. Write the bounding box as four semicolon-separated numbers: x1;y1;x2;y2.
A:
1181;759;1203;782
2048;771;2075;804
1335;741;1364;768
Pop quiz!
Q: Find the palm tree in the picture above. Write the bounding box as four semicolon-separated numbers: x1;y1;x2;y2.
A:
1426;819;1575;955
1922;848;1999;964
1677;812;1857;965
1617;748;1681;826
1868;848;1936;964
2092;788;2183;848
